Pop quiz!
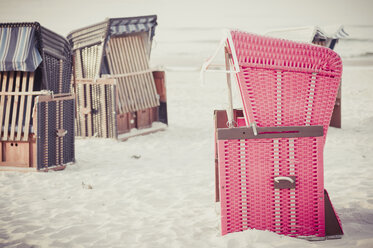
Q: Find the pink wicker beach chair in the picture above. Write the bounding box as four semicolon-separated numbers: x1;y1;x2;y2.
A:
216;31;343;240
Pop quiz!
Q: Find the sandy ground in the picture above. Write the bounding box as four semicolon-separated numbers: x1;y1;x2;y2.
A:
0;64;372;248
0;1;373;247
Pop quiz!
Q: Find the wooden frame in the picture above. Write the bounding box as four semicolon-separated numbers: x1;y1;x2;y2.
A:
217;125;323;140
74;78;117;138
1;71;74;171
0;71;35;142
106;34;159;114
74;70;168;139
71;30;168;140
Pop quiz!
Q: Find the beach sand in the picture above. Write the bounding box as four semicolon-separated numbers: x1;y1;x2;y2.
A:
0;0;373;247
0;64;372;248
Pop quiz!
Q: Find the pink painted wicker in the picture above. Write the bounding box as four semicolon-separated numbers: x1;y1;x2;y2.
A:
218;135;324;237
217;31;343;238
229;31;343;141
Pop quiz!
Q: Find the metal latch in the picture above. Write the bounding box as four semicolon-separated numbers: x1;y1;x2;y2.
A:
57;129;68;137
274;176;296;189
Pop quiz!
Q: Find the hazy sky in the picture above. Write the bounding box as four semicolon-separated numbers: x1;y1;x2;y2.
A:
0;0;372;36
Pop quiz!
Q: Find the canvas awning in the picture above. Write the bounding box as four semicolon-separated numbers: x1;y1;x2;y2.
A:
67;15;158;51
0;26;42;72
109;15;157;39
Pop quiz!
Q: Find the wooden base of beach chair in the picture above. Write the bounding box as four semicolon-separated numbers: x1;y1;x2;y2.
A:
136;108;152;129
74;70;167;139
0;138;37;168
117;112;132;135
116;107;159;135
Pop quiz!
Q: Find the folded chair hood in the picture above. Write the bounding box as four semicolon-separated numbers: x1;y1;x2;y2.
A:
0;22;71;73
109;15;157;39
67;15;158;51
228;30;343;77
0;26;42;72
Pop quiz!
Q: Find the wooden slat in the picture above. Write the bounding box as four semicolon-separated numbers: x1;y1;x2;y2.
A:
95;45;103;78
43;102;49;167
133;37;158;107
78;83;87;137
85;47;93;135
126;36;150;109
89;46;98;136
3;71;15;141
107;70;153;79
217;125;324;140
133;35;153;108
95;46;103;136
74;50;82;136
111;37;135;112
118;37;143;111
122;36;147;110
100;84;108;138
22;72;34;141
110;84;117;138
91;47;98;138
105;85;111;138
86;84;93;137
82;48;93;137
92;85;98;137
131;35;154;108
60;100;64;164
75;49;83;78
112;37;133;113
9;72;21;140
56;100;60;165
0;91;48;96
106;41;124;112
134;35;159;107
59;59;63;93
0;72;8;139
81;48;86;78
75;78;116;85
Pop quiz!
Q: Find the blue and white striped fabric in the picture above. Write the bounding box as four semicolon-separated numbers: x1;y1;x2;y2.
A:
0;26;42;72
109;16;157;41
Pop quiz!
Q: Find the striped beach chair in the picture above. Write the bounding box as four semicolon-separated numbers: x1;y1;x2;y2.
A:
68;15;167;139
0;22;75;171
215;31;343;239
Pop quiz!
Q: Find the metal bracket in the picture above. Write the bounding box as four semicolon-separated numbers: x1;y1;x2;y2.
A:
274;176;296;189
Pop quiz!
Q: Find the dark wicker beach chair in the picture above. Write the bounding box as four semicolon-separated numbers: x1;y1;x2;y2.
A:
0;22;75;171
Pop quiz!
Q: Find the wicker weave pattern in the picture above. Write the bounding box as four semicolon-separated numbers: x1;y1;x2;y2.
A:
230;31;342;140
218;136;325;237
62;98;75;164
217;31;343;238
74;79;117;138
37;97;75;169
